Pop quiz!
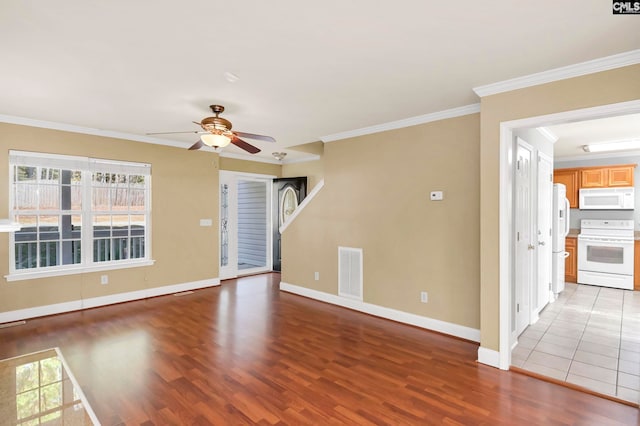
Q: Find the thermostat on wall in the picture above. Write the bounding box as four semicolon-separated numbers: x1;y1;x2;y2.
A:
430;191;444;201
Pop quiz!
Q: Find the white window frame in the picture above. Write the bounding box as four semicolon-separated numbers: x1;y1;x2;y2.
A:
6;151;154;282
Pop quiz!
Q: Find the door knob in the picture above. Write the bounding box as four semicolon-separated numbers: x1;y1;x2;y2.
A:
538;241;545;246
528;244;535;250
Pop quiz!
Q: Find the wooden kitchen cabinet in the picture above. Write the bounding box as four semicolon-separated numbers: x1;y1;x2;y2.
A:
553;169;579;208
579;164;635;189
580;168;607;188
635;240;640;291
565;237;577;283
608;165;635;187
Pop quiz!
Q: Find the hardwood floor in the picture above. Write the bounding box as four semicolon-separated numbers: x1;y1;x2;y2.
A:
1;273;638;425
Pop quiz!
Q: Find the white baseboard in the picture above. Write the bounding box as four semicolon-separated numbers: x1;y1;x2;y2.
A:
280;281;480;343
477;347;502;369
0;278;220;324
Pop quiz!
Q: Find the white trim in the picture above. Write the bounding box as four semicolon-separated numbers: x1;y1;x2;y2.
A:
219;150;320;165
279;179;325;234
473;49;640;97
477;347;501;369
6;260;156;282
498;122;515;370
54;347;101;426
219;170;277;180
282;154;322;165
320;104;480;143
280;281;480;342
535;127;558;143
496;99;640;371
219;151;284;164
0;277;220;324
0;219;21;232
0;113;188;149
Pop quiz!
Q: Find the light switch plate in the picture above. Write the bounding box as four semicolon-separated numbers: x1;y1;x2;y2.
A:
200;219;213;227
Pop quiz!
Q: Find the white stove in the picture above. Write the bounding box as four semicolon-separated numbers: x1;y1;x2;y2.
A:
578;219;635;290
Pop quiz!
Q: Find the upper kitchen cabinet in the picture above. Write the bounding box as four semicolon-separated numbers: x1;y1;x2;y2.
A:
554;168;579;208
580;164;635;188
608;165;635;187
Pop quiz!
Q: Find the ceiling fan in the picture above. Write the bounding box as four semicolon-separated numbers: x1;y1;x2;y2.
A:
146;105;275;154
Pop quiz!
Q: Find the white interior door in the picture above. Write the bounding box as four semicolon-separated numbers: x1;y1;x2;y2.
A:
536;152;553;313
514;137;533;337
219;171;273;280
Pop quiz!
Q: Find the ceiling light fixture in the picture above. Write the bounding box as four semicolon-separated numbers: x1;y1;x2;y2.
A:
583;138;640;153
201;132;232;148
272;152;287;161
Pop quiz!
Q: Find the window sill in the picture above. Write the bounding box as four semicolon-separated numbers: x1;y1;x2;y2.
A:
5;259;156;282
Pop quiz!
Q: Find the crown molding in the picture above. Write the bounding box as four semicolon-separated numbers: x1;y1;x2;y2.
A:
473;49;640;97
282;154;321;164
219;151;320;165
320;103;480;143
535;127;559;143
219;151;282;164
0;113;189;149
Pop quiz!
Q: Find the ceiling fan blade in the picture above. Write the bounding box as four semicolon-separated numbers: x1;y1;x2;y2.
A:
188;140;204;150
231;136;261;154
146;130;205;135
233;131;275;143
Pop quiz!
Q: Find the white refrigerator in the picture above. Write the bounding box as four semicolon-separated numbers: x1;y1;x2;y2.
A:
551;183;570;296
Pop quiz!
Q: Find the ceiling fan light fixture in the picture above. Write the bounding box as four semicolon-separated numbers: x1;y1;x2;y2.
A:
272;152;287;161
201;132;232;148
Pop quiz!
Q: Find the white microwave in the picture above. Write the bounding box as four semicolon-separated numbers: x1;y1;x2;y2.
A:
579;187;635;210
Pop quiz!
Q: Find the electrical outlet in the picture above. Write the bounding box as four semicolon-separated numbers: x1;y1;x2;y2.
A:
420;291;428;303
314;272;320;281
101;275;108;285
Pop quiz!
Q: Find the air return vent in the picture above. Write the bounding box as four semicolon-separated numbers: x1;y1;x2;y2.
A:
338;246;363;300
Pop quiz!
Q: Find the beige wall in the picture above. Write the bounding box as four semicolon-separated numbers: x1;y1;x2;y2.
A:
219;157;281;177
282;113;481;329
282;159;324;191
479;64;640;351
0;123;219;313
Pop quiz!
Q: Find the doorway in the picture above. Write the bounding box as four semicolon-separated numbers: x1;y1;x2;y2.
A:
219;171;274;279
498;100;640;375
272;177;307;272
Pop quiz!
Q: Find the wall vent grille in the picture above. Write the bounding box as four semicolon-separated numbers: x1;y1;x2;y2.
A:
338;247;363;300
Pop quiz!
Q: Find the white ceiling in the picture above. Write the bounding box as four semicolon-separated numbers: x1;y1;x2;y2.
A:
1;1;639;162
550;113;640;160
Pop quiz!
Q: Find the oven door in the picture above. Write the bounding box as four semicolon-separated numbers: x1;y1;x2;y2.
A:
577;236;634;276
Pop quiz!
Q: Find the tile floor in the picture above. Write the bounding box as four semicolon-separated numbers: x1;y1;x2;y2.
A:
512;282;640;404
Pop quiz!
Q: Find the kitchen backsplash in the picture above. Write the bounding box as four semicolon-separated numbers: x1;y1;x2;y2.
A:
569;208;634;229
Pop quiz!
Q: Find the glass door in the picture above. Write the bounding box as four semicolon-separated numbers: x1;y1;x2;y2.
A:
219;171;273;279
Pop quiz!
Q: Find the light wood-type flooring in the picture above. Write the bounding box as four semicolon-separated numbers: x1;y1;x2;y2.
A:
1;273;638;425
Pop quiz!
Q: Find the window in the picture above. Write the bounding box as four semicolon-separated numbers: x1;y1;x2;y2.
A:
9;151;151;280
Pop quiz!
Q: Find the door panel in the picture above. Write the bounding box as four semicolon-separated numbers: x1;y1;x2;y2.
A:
514;138;533;337
537;153;553;312
272;177;307;271
220;172;273;280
